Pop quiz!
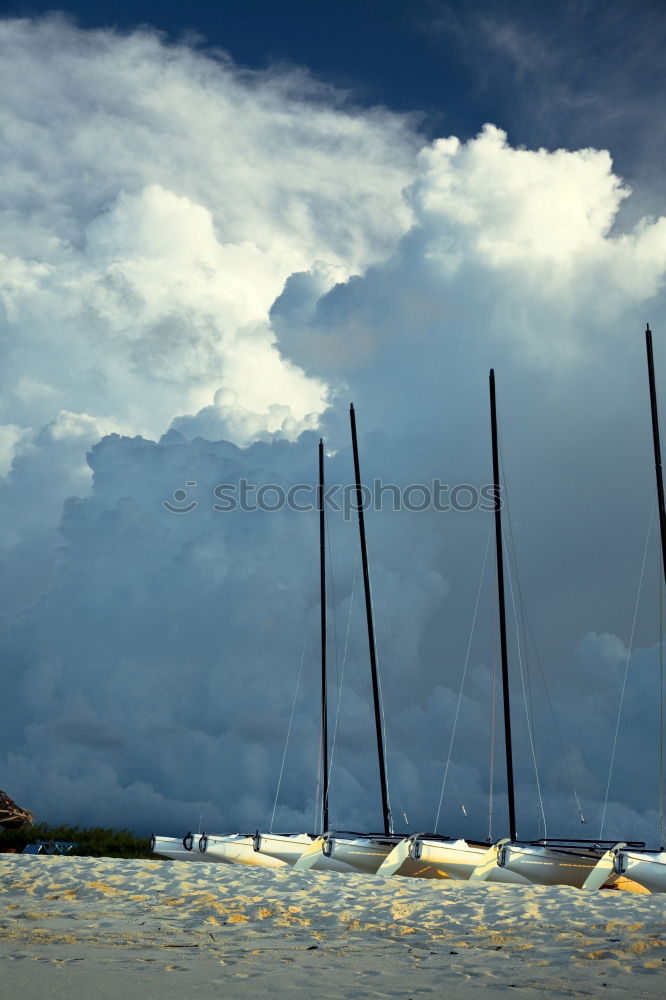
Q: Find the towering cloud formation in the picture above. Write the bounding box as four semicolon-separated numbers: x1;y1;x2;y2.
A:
0;16;414;444
1;17;666;843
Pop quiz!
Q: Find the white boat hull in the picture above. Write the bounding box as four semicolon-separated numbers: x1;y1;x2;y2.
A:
409;838;532;884
253;832;360;872
498;843;614;888
324;835;401;874
151;834;217;863
199;833;287;868
614;849;666;893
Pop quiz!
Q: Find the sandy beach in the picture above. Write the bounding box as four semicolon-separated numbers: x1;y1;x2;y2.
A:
1;854;665;998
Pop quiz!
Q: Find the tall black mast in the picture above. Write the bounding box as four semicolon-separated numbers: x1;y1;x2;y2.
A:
646;326;666;587
489;370;518;843
318;438;329;833
349;404;392;836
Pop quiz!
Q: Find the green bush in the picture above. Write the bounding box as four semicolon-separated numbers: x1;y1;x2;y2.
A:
0;822;153;858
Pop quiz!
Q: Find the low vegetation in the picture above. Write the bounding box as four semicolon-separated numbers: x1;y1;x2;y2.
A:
0;822;153;858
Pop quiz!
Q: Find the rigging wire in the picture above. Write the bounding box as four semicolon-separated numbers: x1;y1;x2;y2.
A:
327;552;359;801
504;534;548;838
494;421;547;835
505;562;587;823
323;510;341;825
488;586;497;843
343;540;373;711
600;494;656;839
450;773;468;818
514;607;586;824
325;512;341;730
497;427;586;826
270;618;310;833
434;526;492;832
313;730;322;833
367;570;394;831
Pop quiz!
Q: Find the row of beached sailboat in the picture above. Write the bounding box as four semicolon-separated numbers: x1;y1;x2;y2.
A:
153;328;666;894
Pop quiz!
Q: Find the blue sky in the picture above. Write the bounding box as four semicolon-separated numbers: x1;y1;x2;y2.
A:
4;0;665;160
1;2;666;842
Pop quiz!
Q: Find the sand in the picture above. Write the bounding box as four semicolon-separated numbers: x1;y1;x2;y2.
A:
1;854;665;998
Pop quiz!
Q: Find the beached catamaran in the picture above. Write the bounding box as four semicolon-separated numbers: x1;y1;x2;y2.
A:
462;369;644;891
152;423;389;873
150;832;235;864
376;370;531;885
193;411;404;875
605;325;666;894
377;370;645;889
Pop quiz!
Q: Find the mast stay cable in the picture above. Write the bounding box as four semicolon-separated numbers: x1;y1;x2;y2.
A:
498;425;587;827
434;526;492;832
327;547;360;822
270;617;311;833
503;534;548;838
600;494;655;839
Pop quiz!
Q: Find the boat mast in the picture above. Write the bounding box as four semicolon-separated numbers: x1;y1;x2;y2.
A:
646;326;666;586
349;404;392;836
489;370;518;843
645;324;666;849
319;438;329;833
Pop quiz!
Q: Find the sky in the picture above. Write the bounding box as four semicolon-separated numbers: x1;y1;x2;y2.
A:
1;1;666;846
